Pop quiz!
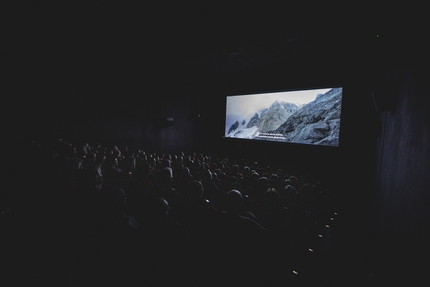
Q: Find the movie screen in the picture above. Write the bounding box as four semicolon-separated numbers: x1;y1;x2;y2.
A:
225;87;343;147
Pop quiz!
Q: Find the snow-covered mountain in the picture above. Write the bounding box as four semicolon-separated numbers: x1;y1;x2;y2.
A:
257;100;293;132
246;113;260;128
226;88;343;146
226;99;299;138
226;88;342;146
226;119;259;139
273;88;342;146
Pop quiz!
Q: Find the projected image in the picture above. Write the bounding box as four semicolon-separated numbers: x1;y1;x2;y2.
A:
225;87;343;147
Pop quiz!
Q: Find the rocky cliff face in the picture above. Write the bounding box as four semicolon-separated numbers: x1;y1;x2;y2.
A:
226;88;342;146
257;100;293;132
246;113;260;128
280;102;299;113
274;87;342;146
228;120;240;134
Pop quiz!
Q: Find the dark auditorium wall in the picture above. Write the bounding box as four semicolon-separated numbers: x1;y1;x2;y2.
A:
374;63;430;245
158;96;200;154
72;96;198;154
8;91;199;154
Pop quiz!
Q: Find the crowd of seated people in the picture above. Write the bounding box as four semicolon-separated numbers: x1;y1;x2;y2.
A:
3;138;339;286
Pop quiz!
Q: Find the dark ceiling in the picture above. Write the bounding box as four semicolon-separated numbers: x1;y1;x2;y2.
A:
2;0;427;149
3;1;425;97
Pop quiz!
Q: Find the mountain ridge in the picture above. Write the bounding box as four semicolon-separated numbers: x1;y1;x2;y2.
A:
226;88;342;146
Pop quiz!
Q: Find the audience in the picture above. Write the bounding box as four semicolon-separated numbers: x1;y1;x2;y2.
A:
4;138;340;286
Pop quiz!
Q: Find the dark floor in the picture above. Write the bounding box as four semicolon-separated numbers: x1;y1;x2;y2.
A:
2;169;428;287
303;206;430;287
3;203;429;287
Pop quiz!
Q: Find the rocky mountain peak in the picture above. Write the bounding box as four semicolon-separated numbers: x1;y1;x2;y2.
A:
270;100;281;109
246;113;260;128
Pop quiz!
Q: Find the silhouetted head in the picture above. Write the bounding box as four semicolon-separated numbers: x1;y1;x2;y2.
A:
250;171;259;184
269;173;280;187
243;166;250;176
258;177;269;191
149;197;170;221
186;180;204;203
141;162;152;176
289;176;299;188
283;185;297;199
160;159;171;169
283;178;293;187
212;171;219;182
225;189;243;215
202;169;213;182
105;187;128;214
160;167;173;185
264;188;280;206
180;167;191;181
231;164;240;175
